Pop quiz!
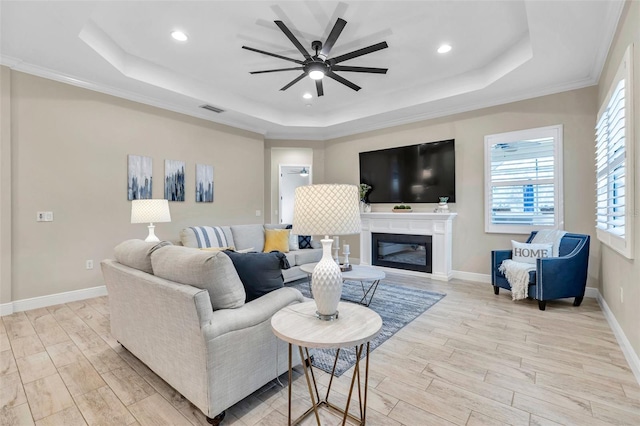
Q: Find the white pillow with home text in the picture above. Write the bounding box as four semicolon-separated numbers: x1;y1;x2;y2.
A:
511;241;553;264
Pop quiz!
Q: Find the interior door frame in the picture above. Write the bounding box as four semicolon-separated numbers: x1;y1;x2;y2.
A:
279;164;312;224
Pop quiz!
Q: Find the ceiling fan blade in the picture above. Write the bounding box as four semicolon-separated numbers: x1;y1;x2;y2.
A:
242;46;304;64
330;41;388;64
331;65;388;74
320;18;347;58
326;71;361;91
280;73;307;91
250;67;304;74
316;79;324;97
274;20;311;59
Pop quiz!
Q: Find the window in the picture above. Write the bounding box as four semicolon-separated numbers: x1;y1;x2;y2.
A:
484;125;564;234
595;45;634;259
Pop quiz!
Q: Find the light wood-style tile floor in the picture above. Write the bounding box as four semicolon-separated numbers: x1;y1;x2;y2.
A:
2;274;640;425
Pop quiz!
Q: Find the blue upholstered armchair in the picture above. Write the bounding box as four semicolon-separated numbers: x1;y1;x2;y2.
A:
491;232;590;310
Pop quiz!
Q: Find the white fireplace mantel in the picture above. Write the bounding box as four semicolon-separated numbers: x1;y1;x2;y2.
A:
359;212;457;281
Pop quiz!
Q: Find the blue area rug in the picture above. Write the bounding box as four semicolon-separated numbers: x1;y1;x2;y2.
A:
287;278;445;376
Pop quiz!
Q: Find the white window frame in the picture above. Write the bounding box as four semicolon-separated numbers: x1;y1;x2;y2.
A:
484;125;564;234
595;45;634;259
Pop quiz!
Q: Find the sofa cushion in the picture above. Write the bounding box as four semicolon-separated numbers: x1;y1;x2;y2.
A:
511;240;552;264
263;229;290;253
298;235;312;249
285;224;299;251
114;239;172;274
180;226;234;249
224;250;290;302
151;246;245;310
230;224;265;251
294;248;323;266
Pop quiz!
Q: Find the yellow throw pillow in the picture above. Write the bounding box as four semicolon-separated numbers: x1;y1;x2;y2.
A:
263;229;290;253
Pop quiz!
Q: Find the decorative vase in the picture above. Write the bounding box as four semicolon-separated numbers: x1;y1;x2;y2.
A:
436;197;449;212
364;203;371;213
311;238;343;320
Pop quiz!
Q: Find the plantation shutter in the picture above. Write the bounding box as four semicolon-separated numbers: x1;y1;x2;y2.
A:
595;79;626;237
489;138;557;227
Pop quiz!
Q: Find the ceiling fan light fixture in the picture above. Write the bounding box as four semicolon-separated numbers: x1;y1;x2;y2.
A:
309;70;325;80
171;31;188;42
300;167;309;177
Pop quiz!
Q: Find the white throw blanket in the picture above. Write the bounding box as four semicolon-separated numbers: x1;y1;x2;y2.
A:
499;260;534;300
532;229;566;257
499;229;566;301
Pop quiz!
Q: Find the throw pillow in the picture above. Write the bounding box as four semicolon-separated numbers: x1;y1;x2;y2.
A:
511;240;553;264
199;246;235;252
180;226;231;248
224;250;290;302
285;224;299;251
263;229;290;253
114;239;172;274
298;235;312;249
151;246;245;310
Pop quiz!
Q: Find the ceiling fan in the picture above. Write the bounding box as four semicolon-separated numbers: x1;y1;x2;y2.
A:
286;167;310;177
242;18;388;97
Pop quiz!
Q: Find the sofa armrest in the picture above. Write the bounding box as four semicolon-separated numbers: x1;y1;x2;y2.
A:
202;287;304;340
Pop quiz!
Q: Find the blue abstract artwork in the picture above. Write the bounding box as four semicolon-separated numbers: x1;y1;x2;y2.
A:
128;155;152;200
165;160;185;201
196;164;213;203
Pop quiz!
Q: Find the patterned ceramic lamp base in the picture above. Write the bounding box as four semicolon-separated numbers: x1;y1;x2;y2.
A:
311;238;343;320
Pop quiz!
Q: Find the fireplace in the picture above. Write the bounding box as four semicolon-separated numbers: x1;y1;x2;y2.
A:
372;233;432;273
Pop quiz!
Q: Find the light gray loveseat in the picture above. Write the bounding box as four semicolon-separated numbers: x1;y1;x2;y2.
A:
101;240;305;424
180;223;323;282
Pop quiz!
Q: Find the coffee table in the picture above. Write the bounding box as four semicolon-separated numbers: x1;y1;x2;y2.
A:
300;263;386;306
271;301;382;425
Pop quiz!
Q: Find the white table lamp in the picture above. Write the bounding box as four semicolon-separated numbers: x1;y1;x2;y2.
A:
292;184;361;320
131;199;172;242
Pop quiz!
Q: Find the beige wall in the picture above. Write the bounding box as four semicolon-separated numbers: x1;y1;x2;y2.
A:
324;87;599;285
264;139;325;224
596;1;640;359
8;71;265;301
0;67;11;304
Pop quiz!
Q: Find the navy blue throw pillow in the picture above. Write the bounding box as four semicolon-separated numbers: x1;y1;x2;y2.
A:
224;250;290;302
298;235;312;249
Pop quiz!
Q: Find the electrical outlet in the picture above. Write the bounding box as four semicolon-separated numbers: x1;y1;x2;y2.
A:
620;287;624;303
255;210;261;217
86;260;94;270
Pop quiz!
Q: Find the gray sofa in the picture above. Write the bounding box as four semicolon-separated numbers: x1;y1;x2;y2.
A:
101;240;305;424
179;223;323;283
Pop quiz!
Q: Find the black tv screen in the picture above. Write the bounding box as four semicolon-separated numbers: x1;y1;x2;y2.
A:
359;140;456;204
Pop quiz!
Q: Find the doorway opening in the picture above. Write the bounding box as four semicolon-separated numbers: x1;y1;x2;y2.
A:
279;165;312;224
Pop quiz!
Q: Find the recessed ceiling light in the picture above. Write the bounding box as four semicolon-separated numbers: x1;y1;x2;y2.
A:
303;93;312;99
171;31;188;42
437;44;452;54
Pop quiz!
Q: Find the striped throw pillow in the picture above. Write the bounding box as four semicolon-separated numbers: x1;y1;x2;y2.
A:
187;226;229;249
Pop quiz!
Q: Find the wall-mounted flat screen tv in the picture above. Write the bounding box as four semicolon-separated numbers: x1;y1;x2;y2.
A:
359;139;456;204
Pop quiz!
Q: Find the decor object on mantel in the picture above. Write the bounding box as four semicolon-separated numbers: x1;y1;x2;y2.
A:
292;184;361;320
434;196;449;213
131;199;171;242
393;204;412;212
359;183;372;213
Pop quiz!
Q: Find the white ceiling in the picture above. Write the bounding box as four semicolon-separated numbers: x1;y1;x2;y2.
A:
0;1;624;140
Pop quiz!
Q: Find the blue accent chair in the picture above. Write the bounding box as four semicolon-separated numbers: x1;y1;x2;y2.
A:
491;232;590;310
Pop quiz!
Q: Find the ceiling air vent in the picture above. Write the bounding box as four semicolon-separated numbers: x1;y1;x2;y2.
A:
199;104;225;113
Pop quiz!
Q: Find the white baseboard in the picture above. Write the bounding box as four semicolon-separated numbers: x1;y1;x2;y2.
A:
595;290;640;386
453;270;491;283
0;285;107;316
